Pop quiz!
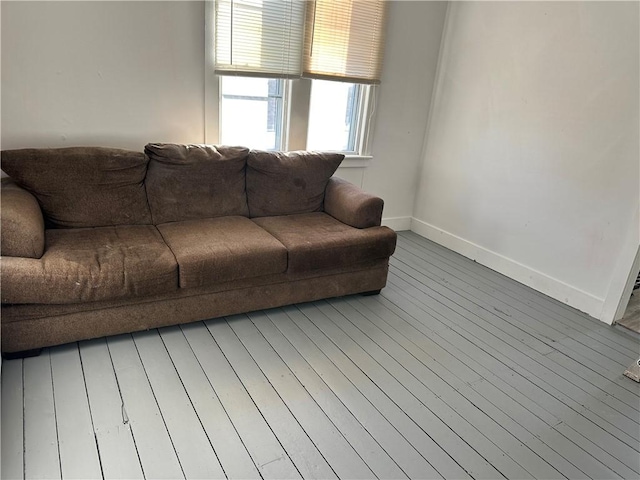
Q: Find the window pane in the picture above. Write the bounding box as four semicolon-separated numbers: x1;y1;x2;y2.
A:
220;77;284;150
307;80;360;152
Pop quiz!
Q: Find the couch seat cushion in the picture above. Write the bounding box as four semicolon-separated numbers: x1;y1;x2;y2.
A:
0;147;152;228
252;213;397;273
246;150;344;217
1;225;178;304
144;143;250;224
157;216;287;288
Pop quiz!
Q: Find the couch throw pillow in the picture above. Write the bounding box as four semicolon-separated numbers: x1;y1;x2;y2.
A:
144;143;250;224
246;150;344;217
1;147;152;228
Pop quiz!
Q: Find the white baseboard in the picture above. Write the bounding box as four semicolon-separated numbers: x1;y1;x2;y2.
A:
410;218;605;322
382;216;412;231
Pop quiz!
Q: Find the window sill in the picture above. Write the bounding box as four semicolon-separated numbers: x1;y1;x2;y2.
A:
340;155;372;168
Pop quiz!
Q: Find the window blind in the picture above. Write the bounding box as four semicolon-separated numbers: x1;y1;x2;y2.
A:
213;0;387;84
303;0;387;84
214;0;306;78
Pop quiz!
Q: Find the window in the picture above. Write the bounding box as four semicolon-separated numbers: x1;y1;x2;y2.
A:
307;80;362;152
220;77;286;150
208;0;386;155
218;76;368;153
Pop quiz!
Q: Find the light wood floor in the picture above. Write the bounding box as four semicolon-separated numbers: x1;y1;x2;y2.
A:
2;231;639;480
618;290;640;334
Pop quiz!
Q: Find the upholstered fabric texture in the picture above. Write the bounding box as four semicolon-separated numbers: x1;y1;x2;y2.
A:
1;147;151;228
324;177;384;228
158;216;288;288
1;180;45;258
145;143;250;224
252;212;397;273
2;265;388;352
1;225;178;304
246;150;344;217
3;259;388;321
0;143;394;353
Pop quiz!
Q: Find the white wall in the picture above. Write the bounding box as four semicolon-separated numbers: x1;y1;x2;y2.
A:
365;0;448;230
1;1;205;151
413;2;639;322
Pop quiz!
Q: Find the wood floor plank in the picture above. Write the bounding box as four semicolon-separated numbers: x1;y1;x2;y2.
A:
557;333;636;371
396;236;568;326
307;301;559;480
396;241;639;374
358;292;624;479
392;250;640;406
400;231;575;316
450;382;588;480
375;285;560;413
602;322;640;344
23;350;61;480
543;350;640;410
396;253;636;421
389;256;555;356
400;232;640;354
132;330;226;479
266;307;443;479
328;297;588;480
394;245;567;344
354;293;559;426
399;232;579;318
158;325;260;480
292;304;510;479
228;314;377;479
79;338;145;480
470;380;613;480
386;269;640;453
107;334;184;480
49;344;102;479
387;269;640;451
206;318;336;479
373;286;626;479
247;310;408;480
180;321;301;480
399;232;634;346
553;408;640;475
1;359;24;480
389;267;640;446
383;278;640;474
395;243;640;396
553;422;640;479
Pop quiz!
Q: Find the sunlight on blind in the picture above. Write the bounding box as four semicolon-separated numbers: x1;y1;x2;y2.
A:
303;0;387;84
214;0;306;78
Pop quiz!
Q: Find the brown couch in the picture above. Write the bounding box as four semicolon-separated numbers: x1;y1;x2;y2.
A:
0;144;396;354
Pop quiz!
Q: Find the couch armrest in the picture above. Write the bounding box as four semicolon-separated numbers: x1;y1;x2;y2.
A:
324;177;384;228
1;180;45;258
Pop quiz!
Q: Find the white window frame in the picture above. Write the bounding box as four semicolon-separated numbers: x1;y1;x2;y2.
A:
218;76;291;152
204;1;376;167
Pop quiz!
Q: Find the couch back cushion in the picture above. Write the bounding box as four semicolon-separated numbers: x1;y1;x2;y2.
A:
144;143;250;224
246;150;344;217
1;147;152;228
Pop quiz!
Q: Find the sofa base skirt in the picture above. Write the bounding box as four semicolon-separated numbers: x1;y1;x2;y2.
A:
1;264;388;353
